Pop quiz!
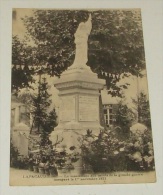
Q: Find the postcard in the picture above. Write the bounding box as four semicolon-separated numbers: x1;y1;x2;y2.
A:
9;8;157;186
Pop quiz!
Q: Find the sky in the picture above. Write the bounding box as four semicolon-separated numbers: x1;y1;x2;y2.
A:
12;9;33;39
12;8;150;110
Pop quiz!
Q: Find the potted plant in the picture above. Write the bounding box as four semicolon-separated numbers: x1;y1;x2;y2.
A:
44;160;50;175
49;161;58;177
28;156;34;171
33;164;39;172
32;153;39;172
38;162;45;174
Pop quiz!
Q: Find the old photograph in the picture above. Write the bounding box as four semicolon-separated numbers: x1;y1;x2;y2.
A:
10;8;156;186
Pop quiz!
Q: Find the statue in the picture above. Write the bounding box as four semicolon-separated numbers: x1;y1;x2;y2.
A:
70;14;92;69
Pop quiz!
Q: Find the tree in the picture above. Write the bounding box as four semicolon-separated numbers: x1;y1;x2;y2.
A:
12;36;35;91
14;9;145;96
132;92;151;129
30;76;57;135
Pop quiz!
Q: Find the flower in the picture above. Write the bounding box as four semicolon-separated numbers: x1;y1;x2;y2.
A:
128;143;134;147
144;155;149;162
132;152;142;162
148;150;153;155
119;147;125;152
145;156;154;163
113;151;119;155
134;141;140;148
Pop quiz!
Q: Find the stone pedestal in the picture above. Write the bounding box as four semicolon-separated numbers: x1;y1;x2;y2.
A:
50;67;105;175
52;67;105;135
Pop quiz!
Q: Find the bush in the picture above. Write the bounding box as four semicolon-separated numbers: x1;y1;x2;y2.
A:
81;129;155;173
10;131;80;174
10;140;28;169
125;130;155;171
81;129;127;172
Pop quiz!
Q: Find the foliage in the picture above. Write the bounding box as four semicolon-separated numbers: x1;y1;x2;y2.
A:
132;92;151;129
81;129;127;172
125;130;154;171
10;133;80;174
10;139;19;167
28;77;57;134
10;140;28;169
13;9;145;96
88;10;145;96
12;36;35;91
12;35;35;66
113;100;136;139
81;129;155;173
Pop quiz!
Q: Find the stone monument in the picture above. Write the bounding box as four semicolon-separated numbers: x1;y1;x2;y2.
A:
50;14;105;174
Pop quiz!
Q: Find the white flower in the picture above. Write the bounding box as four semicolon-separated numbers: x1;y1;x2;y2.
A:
119;147;125;152
144;155;154;164
148;156;154;163
132;152;142;162
114;151;119;155
144;155;149;162
148;150;153;155
134;141;140;148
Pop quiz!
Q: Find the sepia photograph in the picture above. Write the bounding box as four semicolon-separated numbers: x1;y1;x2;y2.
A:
9;8;156;186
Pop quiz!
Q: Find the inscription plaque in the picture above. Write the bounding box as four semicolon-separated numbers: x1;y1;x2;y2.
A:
59;96;75;122
79;95;99;121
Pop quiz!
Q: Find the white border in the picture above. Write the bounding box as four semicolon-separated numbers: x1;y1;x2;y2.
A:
0;0;163;194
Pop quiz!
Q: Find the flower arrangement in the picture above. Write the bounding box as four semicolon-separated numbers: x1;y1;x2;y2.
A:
27;139;80;176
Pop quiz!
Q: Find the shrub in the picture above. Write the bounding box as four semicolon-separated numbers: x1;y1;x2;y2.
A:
80;129;155;173
125;130;155;171
10;140;28;169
